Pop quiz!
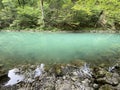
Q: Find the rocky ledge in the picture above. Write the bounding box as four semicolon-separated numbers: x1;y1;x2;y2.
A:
0;61;120;90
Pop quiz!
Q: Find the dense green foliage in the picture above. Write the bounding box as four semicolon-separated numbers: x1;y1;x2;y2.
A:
0;0;120;31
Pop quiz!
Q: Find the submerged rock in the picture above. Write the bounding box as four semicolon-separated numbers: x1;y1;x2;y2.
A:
0;64;6;78
93;67;108;78
116;84;120;90
77;63;92;78
0;69;6;77
99;84;114;90
34;63;44;78
0;62;120;90
55;80;72;90
0;64;3;68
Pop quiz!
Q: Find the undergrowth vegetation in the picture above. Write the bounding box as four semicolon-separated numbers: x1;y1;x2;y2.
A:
0;0;120;31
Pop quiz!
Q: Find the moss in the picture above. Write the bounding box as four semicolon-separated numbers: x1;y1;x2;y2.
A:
93;66;112;78
70;60;86;67
44;65;51;72
53;63;66;76
0;64;3;68
99;84;113;90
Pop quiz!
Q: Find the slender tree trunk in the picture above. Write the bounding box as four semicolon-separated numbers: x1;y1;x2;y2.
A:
0;0;4;9
40;0;45;26
18;0;21;5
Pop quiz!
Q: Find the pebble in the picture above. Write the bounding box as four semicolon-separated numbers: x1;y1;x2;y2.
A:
116;84;120;90
71;76;78;82
93;83;99;89
62;76;66;80
72;71;78;76
98;84;113;90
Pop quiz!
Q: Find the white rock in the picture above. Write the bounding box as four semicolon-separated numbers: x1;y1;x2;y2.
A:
72;71;78;76
40;63;45;71
34;63;45;78
5;68;24;86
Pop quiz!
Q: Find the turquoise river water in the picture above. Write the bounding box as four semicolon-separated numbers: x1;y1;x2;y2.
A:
0;32;120;68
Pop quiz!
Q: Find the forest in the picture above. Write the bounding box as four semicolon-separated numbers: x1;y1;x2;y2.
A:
1;1;120;89
0;0;120;31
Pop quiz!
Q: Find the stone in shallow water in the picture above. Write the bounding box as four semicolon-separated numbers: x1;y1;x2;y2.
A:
116;84;120;90
34;63;44;78
55;80;72;90
99;84;114;90
0;64;3;68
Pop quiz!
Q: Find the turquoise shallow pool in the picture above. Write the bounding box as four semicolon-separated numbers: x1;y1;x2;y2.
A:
0;32;120;68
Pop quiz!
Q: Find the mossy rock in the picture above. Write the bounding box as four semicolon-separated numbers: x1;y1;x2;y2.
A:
70;60;86;67
53;63;66;76
0;64;4;68
44;65;51;72
99;84;114;90
0;68;7;77
93;66;112;78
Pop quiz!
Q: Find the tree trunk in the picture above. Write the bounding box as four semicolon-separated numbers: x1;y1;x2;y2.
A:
40;0;45;26
0;0;4;9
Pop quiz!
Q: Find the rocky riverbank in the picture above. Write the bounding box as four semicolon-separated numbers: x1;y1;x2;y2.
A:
0;29;120;33
0;61;120;90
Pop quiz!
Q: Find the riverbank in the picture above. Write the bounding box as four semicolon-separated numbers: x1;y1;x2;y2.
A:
0;29;120;33
0;60;120;90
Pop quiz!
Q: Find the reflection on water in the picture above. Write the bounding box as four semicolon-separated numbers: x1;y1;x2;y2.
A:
0;32;120;69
